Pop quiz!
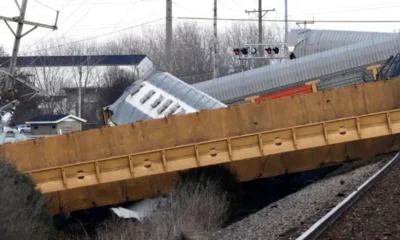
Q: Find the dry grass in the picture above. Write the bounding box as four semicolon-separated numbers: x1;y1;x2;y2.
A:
0;160;56;240
94;165;242;240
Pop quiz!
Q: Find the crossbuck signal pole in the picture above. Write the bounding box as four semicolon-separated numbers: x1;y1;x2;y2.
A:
166;0;172;73
246;1;275;65
213;0;217;79
0;0;58;100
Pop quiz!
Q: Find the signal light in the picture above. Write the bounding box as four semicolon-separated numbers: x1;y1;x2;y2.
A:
233;48;240;55
265;47;279;55
240;47;249;55
250;48;257;54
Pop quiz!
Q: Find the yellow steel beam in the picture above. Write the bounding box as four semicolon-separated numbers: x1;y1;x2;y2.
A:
2;78;400;213
28;108;400;194
305;79;320;92
366;64;382;81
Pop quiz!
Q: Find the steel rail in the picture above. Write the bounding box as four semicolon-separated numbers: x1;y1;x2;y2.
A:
296;151;400;240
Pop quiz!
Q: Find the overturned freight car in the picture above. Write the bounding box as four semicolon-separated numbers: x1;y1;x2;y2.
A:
103;68;226;126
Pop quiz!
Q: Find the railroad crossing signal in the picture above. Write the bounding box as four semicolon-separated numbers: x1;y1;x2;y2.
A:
265;47;279;55
233;43;288;60
233;47;259;56
240;47;249;55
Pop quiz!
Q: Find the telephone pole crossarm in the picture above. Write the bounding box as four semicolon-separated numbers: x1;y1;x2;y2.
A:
0;0;58;100
0;16;58;30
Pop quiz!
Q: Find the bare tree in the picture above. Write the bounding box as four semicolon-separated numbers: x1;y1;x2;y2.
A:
0;45;7;57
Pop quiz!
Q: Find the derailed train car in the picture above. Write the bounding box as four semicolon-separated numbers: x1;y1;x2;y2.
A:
103;69;226;126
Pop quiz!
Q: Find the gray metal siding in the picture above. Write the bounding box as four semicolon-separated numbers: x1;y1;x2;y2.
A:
193;33;400;104
289;29;394;58
106;69;226;125
145;70;225;110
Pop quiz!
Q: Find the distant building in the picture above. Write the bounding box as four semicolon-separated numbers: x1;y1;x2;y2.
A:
0;54;154;78
26;114;87;136
63;87;106;129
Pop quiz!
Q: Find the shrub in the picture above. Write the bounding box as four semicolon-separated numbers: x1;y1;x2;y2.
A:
0;160;55;240
95;165;242;240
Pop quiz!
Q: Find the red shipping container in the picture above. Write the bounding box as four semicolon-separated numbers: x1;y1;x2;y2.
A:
255;85;313;103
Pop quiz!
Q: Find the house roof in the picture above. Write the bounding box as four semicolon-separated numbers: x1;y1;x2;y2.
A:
63;87;107;93
0;55;148;68
26;114;87;124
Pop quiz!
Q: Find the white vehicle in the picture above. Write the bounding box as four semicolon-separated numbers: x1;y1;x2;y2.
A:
17;124;31;133
0;101;27;144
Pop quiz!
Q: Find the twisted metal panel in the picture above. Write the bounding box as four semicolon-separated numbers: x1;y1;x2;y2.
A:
193;33;400;104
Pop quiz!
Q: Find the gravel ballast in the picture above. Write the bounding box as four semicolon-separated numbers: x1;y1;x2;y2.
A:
321;155;400;240
210;153;397;240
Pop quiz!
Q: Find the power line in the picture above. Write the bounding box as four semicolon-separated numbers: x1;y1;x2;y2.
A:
111;0;147;32
217;0;243;12
63;2;98;36
59;0;90;26
59;0;76;11
177;17;400;23
20;0;78;54
33;0;57;12
16;13;163;52
172;2;203;15
302;3;400;16
22;18;164;55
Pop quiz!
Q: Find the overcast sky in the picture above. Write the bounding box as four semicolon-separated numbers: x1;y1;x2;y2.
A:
0;0;399;55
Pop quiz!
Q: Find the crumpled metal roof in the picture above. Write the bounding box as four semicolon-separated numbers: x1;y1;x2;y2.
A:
193;32;400;104
288;29;394;58
105;69;226;125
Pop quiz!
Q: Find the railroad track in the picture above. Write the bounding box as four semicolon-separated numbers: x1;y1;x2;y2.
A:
296;151;400;240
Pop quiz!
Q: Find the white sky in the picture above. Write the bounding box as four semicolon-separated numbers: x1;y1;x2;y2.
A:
0;0;399;55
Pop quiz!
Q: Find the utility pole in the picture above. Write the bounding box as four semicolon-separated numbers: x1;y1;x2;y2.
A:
258;0;263;54
166;0;172;72
296;18;315;29
0;0;58;100
285;0;288;43
213;0;217;79
245;2;275;66
78;68;82;118
284;0;288;58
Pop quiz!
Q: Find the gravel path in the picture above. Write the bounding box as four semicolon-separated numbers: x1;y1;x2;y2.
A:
321;156;400;240
210;153;397;240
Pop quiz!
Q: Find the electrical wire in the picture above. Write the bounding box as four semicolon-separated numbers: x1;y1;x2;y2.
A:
177;17;400;23
63;2;98;36
22;18;164;55
217;0;243;12
59;0;90;26
302;3;400;16
111;0;147;32
20;0;86;53
172;2;204;15
33;0;58;12
59;0;75;11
